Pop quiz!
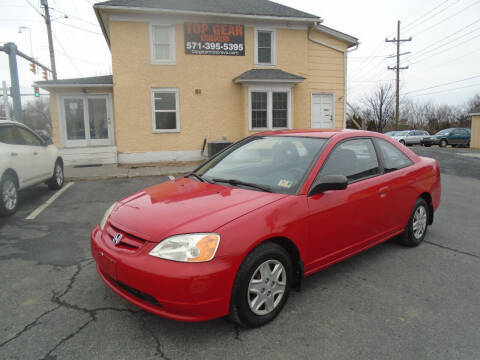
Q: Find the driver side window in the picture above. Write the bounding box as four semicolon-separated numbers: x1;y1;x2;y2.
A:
321;138;380;182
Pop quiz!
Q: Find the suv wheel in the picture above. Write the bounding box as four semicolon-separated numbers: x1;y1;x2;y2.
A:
48;160;64;190
0;173;18;217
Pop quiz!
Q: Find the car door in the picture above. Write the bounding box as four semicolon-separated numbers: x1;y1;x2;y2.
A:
0;125;16;176
449;129;464;145
305;138;391;270
12;126;51;186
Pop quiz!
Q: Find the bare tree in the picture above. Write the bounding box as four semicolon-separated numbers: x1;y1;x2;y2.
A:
23;98;51;134
362;83;395;132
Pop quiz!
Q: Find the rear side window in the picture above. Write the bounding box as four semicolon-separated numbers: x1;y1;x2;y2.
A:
14;126;43;146
376;139;413;173
321;138;379;182
0;126;15;144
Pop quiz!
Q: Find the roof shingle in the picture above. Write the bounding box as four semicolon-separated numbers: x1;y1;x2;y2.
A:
95;0;319;20
233;69;305;83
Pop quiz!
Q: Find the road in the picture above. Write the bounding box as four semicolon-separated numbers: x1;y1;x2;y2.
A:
1;150;479;360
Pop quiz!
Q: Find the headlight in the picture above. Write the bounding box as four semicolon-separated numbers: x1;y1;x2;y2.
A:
149;233;220;262
99;202;117;230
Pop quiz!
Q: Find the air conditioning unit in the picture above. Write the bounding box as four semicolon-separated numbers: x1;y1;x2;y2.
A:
208;140;232;158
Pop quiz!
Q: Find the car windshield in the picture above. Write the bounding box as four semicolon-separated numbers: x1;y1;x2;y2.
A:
436;129;451;135
194;136;328;194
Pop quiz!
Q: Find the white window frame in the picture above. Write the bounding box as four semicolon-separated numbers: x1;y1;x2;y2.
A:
151;88;180;133
149;23;176;65
248;86;291;131
254;28;277;66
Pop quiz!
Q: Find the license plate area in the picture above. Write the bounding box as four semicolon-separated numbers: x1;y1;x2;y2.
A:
98;252;117;280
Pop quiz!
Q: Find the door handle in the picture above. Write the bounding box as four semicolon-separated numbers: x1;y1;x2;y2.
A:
10;152;18;156
379;186;389;198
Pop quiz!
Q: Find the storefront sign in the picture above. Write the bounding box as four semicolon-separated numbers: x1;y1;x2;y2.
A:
184;23;245;56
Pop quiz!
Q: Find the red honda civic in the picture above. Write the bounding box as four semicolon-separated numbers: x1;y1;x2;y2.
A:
91;129;441;327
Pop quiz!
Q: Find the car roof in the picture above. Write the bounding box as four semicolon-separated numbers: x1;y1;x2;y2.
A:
253;128;369;139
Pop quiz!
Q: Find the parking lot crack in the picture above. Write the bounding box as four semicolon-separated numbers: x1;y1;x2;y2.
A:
0;305;61;348
424;240;479;259
141;318;172;359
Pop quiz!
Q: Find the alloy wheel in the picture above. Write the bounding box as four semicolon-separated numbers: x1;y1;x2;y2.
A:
247;259;287;316
55;163;64;185
2;179;17;211
412;205;427;239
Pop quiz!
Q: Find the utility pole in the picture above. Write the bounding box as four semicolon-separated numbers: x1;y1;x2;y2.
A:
386;20;412;130
41;0;57;80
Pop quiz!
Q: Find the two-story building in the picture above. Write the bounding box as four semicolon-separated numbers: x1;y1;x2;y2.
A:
37;0;359;165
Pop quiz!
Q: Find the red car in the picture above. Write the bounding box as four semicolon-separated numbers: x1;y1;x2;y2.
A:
91;129;441;327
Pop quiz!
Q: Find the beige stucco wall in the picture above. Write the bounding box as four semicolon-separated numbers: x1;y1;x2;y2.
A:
109;20;349;154
48;87;113;148
471;115;480;149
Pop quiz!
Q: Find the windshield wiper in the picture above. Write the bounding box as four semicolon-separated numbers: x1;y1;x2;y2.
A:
187;173;209;183
211;178;272;192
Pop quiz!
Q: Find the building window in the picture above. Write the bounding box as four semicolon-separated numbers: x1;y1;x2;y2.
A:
255;29;276;65
151;24;175;64
151;88;179;132
249;88;290;130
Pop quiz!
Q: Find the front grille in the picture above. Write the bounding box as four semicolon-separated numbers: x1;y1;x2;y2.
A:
105;223;146;251
107;275;162;308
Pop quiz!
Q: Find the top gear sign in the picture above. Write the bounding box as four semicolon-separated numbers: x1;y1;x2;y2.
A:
184;23;245;56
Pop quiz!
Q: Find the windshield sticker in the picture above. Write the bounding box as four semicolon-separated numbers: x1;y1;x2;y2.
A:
277;179;293;188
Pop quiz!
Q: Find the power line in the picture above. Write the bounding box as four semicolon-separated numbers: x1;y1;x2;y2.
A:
411;0;480;37
408;25;480;61
405;75;480;94
423;46;480;70
402;0;450;31
23;0;44;17
55;20;103;35
403;0;459;32
52;32;81;76
410;32;480;64
406;18;480;60
410;83;480;97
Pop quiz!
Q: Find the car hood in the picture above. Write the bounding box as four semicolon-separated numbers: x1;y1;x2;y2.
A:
108;177;287;242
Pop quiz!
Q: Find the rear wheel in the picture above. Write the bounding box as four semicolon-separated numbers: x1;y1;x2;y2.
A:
0;173;18;217
399;198;429;247
229;242;293;328
439;139;447;148
47;160;64;190
399;140;406;146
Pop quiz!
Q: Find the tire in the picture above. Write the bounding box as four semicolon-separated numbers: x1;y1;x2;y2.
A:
452;144;457;148
399;140;406;146
424;144;431;147
399;198;429;247
0;172;19;217
47;160;64;190
439;139;447;148
466;142;470;148
229;242;293;328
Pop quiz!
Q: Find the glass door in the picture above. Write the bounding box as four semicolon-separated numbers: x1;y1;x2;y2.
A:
61;95;113;148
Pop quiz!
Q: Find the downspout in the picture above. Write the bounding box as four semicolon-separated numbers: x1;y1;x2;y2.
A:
308;24;359;128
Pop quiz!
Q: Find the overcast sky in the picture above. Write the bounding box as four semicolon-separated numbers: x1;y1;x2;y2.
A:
1;0;479;107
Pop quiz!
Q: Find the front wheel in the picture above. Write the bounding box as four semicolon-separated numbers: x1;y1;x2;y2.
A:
48;160;64;190
399;140;406;146
399;198;429;247
439;139;447;148
229;242;293;328
0;173;18;217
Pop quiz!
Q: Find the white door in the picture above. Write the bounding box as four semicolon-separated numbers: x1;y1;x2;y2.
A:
311;94;334;129
60;95;113;148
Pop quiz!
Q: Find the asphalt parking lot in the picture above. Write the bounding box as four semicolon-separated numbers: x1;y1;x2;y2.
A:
1;148;479;360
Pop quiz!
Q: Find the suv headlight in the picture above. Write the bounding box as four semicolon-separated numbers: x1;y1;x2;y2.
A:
149;233;220;262
100;202;117;230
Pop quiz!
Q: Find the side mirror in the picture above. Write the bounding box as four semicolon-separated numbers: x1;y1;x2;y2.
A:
308;175;348;196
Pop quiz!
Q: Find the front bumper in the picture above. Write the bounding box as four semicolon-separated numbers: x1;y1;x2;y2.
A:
90;226;235;322
421;137;439;145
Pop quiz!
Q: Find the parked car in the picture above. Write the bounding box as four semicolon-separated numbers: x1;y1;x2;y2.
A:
421;128;471;147
0;120;64;216
91;129;441;327
390;129;430;146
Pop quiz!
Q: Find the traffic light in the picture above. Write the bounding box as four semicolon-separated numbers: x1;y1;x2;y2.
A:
34;86;40;97
29;63;36;74
42;69;48;80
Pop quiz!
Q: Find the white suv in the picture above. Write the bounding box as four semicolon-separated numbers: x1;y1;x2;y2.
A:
0;120;64;216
